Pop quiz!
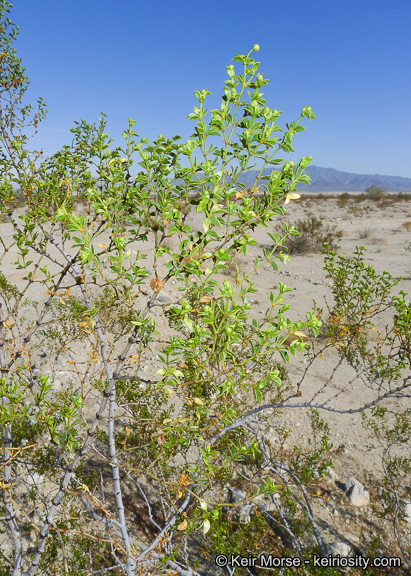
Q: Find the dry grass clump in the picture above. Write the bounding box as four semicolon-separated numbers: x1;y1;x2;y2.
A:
357;226;372;239
274;216;342;254
369;236;387;245
402;221;411;232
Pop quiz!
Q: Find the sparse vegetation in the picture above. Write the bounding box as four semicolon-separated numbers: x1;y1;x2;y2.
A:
274;216;343;254
348;204;365;217
337;192;351;207
365;185;387;200
369;236;387;245
357;225;372;239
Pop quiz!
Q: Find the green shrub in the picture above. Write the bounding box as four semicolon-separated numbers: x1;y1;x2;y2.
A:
336;191;351;207
1;3;410;573
365;185;386;200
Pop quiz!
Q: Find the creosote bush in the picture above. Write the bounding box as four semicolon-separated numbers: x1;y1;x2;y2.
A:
0;4;410;576
365;185;386;201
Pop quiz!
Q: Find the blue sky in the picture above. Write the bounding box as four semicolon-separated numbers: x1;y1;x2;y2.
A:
10;0;411;178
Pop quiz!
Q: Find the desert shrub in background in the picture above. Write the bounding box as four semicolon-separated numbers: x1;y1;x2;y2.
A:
348;203;366;217
365;185;387;201
0;3;410;575
378;196;397;209
336;192;351;207
273;216;342;254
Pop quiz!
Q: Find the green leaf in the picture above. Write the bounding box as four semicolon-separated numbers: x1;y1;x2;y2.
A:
183;317;193;331
299;156;312;169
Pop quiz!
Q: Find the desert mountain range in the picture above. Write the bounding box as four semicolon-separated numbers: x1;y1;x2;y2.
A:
239;165;411;193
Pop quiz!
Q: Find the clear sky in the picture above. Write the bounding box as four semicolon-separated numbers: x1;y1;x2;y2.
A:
10;0;411;178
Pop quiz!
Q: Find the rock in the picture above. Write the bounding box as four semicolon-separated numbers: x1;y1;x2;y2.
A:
227;486;245;504
253;493;279;513
344;477;370;507
325;466;339;483
324;542;352;557
27;472;45;486
302;531;318;548
237;504;254;524
156;291;173;305
363;533;372;542
403;502;411;523
227;487;282;524
227;487;251;523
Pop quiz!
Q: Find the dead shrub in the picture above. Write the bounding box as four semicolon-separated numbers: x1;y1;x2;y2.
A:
402;221;411;232
369;236;387;245
274;216;342;254
357;226;372;239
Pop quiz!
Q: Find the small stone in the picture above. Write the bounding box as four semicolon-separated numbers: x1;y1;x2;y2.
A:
403;502;411;523
324;542;352;557
344;477;370;507
238;504;254;524
253;494;277;513
325;467;339;483
363;533;372;542
157;291;173;304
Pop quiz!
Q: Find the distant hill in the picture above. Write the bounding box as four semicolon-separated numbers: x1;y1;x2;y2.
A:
238;165;411;193
11;165;411;195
